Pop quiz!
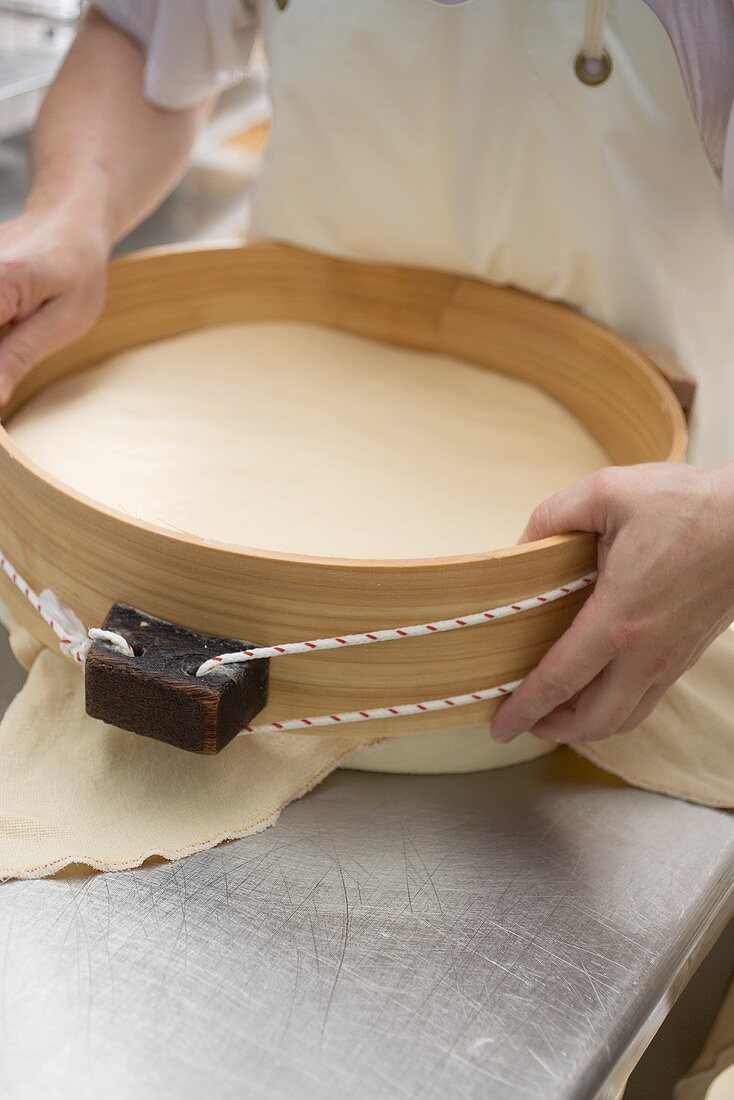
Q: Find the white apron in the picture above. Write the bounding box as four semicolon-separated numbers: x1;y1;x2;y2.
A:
248;0;734;774
252;0;734;472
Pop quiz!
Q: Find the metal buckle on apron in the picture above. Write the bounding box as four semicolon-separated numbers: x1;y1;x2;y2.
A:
575;50;613;86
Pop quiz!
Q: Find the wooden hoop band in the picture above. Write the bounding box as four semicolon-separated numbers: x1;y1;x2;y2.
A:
0;243;688;740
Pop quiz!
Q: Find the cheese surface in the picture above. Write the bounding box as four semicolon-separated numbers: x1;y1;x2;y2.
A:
9;321;608;559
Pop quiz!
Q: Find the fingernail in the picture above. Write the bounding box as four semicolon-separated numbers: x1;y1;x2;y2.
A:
491;724;519;743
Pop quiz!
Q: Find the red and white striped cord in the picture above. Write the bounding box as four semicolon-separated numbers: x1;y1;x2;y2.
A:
0;546;596;736
240;680;525;735
0;552;133;664
197;572;597;677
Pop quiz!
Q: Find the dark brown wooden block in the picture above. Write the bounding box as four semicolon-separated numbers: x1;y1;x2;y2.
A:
85;604;269;754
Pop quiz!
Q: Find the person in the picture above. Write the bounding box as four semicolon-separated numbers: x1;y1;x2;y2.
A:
0;0;733;748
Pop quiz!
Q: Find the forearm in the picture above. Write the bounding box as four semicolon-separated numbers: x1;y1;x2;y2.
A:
0;10;214;400
25;10;212;246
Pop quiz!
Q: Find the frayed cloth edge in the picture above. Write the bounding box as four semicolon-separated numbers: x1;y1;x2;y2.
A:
0;737;380;882
572;744;734;811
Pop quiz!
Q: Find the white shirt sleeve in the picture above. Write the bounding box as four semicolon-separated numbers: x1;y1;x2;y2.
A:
643;0;734;220
92;0;259;109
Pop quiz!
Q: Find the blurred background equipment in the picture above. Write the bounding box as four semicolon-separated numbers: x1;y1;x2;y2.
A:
0;4;77;140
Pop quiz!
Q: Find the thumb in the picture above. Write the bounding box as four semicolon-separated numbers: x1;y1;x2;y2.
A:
519;470;609;544
0;301;70;405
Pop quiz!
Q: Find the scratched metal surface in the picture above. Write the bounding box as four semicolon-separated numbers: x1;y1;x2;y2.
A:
1;623;734;1100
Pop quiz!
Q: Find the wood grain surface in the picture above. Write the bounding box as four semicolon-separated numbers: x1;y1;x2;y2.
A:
85;603;269;754
0;243;688;738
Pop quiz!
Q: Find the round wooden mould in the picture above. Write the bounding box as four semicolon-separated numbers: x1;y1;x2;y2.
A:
0;243;687;749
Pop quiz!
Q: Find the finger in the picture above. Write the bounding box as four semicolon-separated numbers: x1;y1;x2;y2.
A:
0;282;21;328
615;626;726;735
616;648;707;735
528;655;651;743
616;682;671;735
490;597;616;741
0;299;68;404
0;271;26;330
0;260;46;328
519;469;613;544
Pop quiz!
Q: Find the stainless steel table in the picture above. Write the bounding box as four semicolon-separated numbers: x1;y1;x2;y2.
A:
1;630;734;1100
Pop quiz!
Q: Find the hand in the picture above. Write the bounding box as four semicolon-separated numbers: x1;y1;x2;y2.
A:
491;462;734;744
0;207;108;405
